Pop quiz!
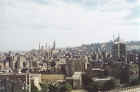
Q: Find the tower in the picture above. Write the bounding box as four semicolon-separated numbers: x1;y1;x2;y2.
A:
45;42;47;49
48;43;52;57
39;42;41;50
52;40;56;50
112;35;126;62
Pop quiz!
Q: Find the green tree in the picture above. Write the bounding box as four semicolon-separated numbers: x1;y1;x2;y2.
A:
40;82;59;92
58;82;72;92
40;82;49;92
31;82;40;92
48;83;58;92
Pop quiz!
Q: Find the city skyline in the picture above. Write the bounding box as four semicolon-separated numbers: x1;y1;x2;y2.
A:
0;0;140;51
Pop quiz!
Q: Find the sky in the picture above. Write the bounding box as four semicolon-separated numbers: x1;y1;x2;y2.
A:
0;0;140;51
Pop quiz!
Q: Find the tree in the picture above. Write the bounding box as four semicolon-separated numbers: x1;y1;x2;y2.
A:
40;82;59;92
48;83;58;92
31;82;40;92
40;81;72;92
40;82;49;92
58;82;72;92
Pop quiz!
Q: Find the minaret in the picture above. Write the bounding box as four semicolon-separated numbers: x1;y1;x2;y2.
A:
45;42;47;49
118;33;120;42
53;40;56;50
48;43;51;57
113;33;115;42
39;41;41;50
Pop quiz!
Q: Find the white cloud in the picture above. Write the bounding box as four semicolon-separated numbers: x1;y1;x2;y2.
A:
0;0;139;51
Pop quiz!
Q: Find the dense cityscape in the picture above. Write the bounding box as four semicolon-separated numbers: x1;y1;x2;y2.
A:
1;0;140;91
0;36;140;92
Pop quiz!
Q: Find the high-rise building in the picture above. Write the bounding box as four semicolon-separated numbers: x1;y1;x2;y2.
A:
112;35;126;62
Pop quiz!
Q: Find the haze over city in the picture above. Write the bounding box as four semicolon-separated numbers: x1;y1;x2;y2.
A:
0;0;140;51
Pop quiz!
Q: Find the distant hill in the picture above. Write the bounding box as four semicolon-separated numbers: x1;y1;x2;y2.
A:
126;41;140;51
77;41;140;52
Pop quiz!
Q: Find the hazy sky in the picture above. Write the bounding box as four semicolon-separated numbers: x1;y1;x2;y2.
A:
0;0;140;51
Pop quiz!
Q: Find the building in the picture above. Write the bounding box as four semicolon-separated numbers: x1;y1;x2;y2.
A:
0;73;26;92
72;72;83;89
127;53;137;64
120;64;129;84
65;57;88;76
138;53;140;80
112;36;126;62
41;74;65;82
